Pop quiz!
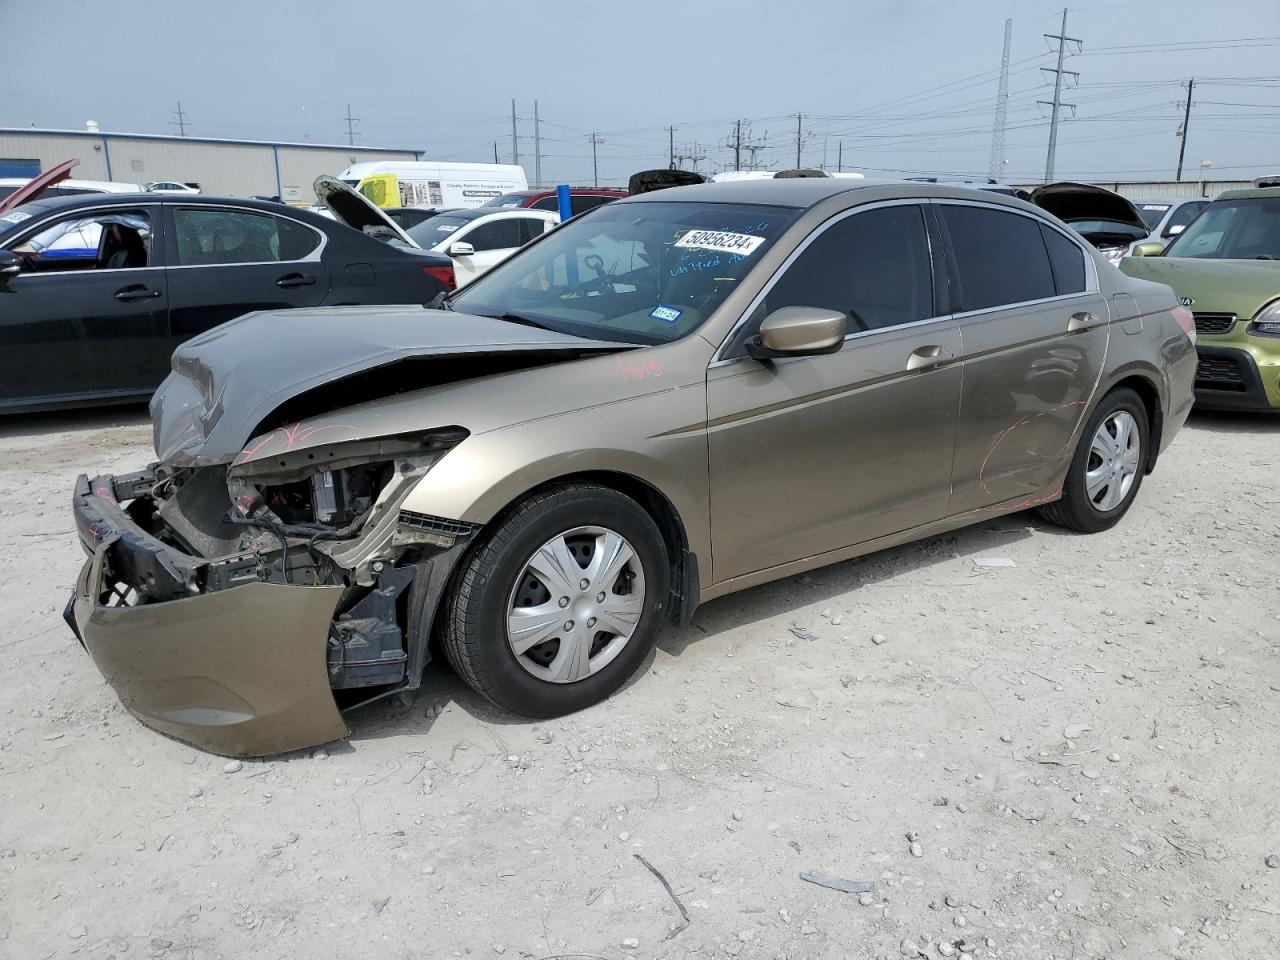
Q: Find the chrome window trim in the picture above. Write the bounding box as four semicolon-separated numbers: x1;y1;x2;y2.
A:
927;196;1101;295
167;203;327;268
710;198;942;367
2;203;162;278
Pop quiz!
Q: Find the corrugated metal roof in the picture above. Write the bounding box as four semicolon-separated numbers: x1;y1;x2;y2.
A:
0;128;421;155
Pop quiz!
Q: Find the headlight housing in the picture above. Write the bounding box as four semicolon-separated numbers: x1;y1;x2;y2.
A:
1250;299;1280;337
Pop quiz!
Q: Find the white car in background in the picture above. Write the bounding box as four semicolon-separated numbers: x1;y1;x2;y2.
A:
144;181;200;194
0;177;141;204
406;208;558;285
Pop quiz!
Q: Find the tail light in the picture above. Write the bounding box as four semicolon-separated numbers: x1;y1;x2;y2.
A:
1171;305;1196;343
423;264;456;290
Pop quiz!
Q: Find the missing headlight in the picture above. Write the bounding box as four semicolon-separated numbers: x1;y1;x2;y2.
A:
262;461;395;528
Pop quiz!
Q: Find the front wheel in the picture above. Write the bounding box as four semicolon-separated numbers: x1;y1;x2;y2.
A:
1039;387;1149;533
440;483;669;718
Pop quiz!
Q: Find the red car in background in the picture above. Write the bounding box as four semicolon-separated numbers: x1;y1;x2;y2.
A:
482;187;627;217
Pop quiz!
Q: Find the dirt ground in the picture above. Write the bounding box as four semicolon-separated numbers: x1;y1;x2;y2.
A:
0;405;1277;960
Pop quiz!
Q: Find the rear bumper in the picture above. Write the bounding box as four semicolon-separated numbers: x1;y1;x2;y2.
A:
68;474;349;757
1193;346;1280;412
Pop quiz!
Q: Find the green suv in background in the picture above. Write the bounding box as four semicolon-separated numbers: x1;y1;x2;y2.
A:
1122;183;1280;412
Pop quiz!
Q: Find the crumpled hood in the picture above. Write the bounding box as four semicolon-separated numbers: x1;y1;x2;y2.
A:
1120;255;1280;320
1030;182;1147;234
151;306;628;465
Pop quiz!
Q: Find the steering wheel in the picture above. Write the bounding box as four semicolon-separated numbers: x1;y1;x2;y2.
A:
579;253;617;295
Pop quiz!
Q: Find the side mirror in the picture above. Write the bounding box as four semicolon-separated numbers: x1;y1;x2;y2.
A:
448;241;475;258
745;306;846;360
1131;241;1166;258
0;249;23;278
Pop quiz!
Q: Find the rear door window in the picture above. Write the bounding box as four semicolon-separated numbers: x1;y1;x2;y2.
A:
532;195;560;212
572;195;614;215
1039;225;1087;295
173;208;320;265
941;205;1056;311
761;204;934;333
518;217;547;244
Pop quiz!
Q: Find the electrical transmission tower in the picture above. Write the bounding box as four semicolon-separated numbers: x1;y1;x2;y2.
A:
988;19;1013;179
344;104;360;146
722;120;767;171
169;101;188;137
1040;9;1081;182
674;142;707;172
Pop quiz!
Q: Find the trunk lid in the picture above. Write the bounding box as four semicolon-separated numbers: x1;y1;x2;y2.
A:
313;175;419;247
0;159;78;213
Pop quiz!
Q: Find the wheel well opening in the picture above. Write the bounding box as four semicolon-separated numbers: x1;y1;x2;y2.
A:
491;471;697;626
1109;375;1162;472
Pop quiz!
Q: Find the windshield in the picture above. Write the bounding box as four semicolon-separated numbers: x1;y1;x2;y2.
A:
1136;203;1171;229
483;193;530;209
450;200;799;345
407;214;473;248
1163;196;1280;260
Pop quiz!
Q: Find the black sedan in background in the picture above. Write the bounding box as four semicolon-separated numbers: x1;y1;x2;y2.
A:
0;193;456;412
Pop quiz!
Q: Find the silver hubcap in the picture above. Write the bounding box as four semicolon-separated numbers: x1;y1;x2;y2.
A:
1085;410;1141;512
506;525;645;683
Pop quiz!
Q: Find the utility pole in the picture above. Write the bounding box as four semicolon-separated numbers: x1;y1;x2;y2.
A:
1175;77;1194;181
510;99;519;167
533;100;542;187
794;113;803;168
674;142;707;173
668;126;675;169
589;132;604;187
989;18;1013;179
837;141;843;173
734;119;742;171
170;101;188;137
1040;9;1081;182
494;141;499;163
344;103;359;146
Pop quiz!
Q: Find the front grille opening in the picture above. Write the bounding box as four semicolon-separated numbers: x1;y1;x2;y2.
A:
1193;313;1236;335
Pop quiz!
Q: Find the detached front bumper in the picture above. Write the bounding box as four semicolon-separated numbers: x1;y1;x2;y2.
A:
68;474;350;757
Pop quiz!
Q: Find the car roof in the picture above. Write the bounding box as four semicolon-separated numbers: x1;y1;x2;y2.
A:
1214;185;1280;201
620;177;1035;209
499;188;625;198
1;192;315;216
433;206;555;223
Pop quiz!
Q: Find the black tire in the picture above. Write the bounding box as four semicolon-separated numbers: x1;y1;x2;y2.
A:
440;483;669;718
1039;387;1149;533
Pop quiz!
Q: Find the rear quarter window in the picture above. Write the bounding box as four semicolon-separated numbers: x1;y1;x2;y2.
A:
1040;225;1087;295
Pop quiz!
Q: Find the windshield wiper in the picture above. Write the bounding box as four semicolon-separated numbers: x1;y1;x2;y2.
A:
484;311;560;332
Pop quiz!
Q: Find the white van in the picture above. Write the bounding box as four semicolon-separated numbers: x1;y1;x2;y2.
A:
338;161;528;211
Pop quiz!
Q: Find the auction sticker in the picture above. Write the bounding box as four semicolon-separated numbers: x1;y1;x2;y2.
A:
649;304;683;323
0;211;31;224
674;229;764;256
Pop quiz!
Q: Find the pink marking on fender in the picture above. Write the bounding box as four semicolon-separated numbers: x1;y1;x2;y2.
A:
617;354;663;383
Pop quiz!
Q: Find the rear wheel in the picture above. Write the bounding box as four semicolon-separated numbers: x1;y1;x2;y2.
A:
1039;387;1149;533
440;483;668;717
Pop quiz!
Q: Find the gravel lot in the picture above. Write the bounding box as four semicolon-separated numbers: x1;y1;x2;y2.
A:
1;406;1277;960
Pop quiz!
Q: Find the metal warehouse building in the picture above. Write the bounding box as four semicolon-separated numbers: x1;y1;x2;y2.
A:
0;128;423;203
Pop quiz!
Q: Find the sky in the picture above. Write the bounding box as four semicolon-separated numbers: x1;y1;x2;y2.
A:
2;0;1278;187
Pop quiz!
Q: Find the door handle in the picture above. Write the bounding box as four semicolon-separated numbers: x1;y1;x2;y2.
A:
113;284;161;302
1068;311;1100;332
276;273;317;288
906;345;954;371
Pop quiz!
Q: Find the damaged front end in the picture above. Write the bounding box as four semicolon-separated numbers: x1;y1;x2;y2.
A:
67;428;473;757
